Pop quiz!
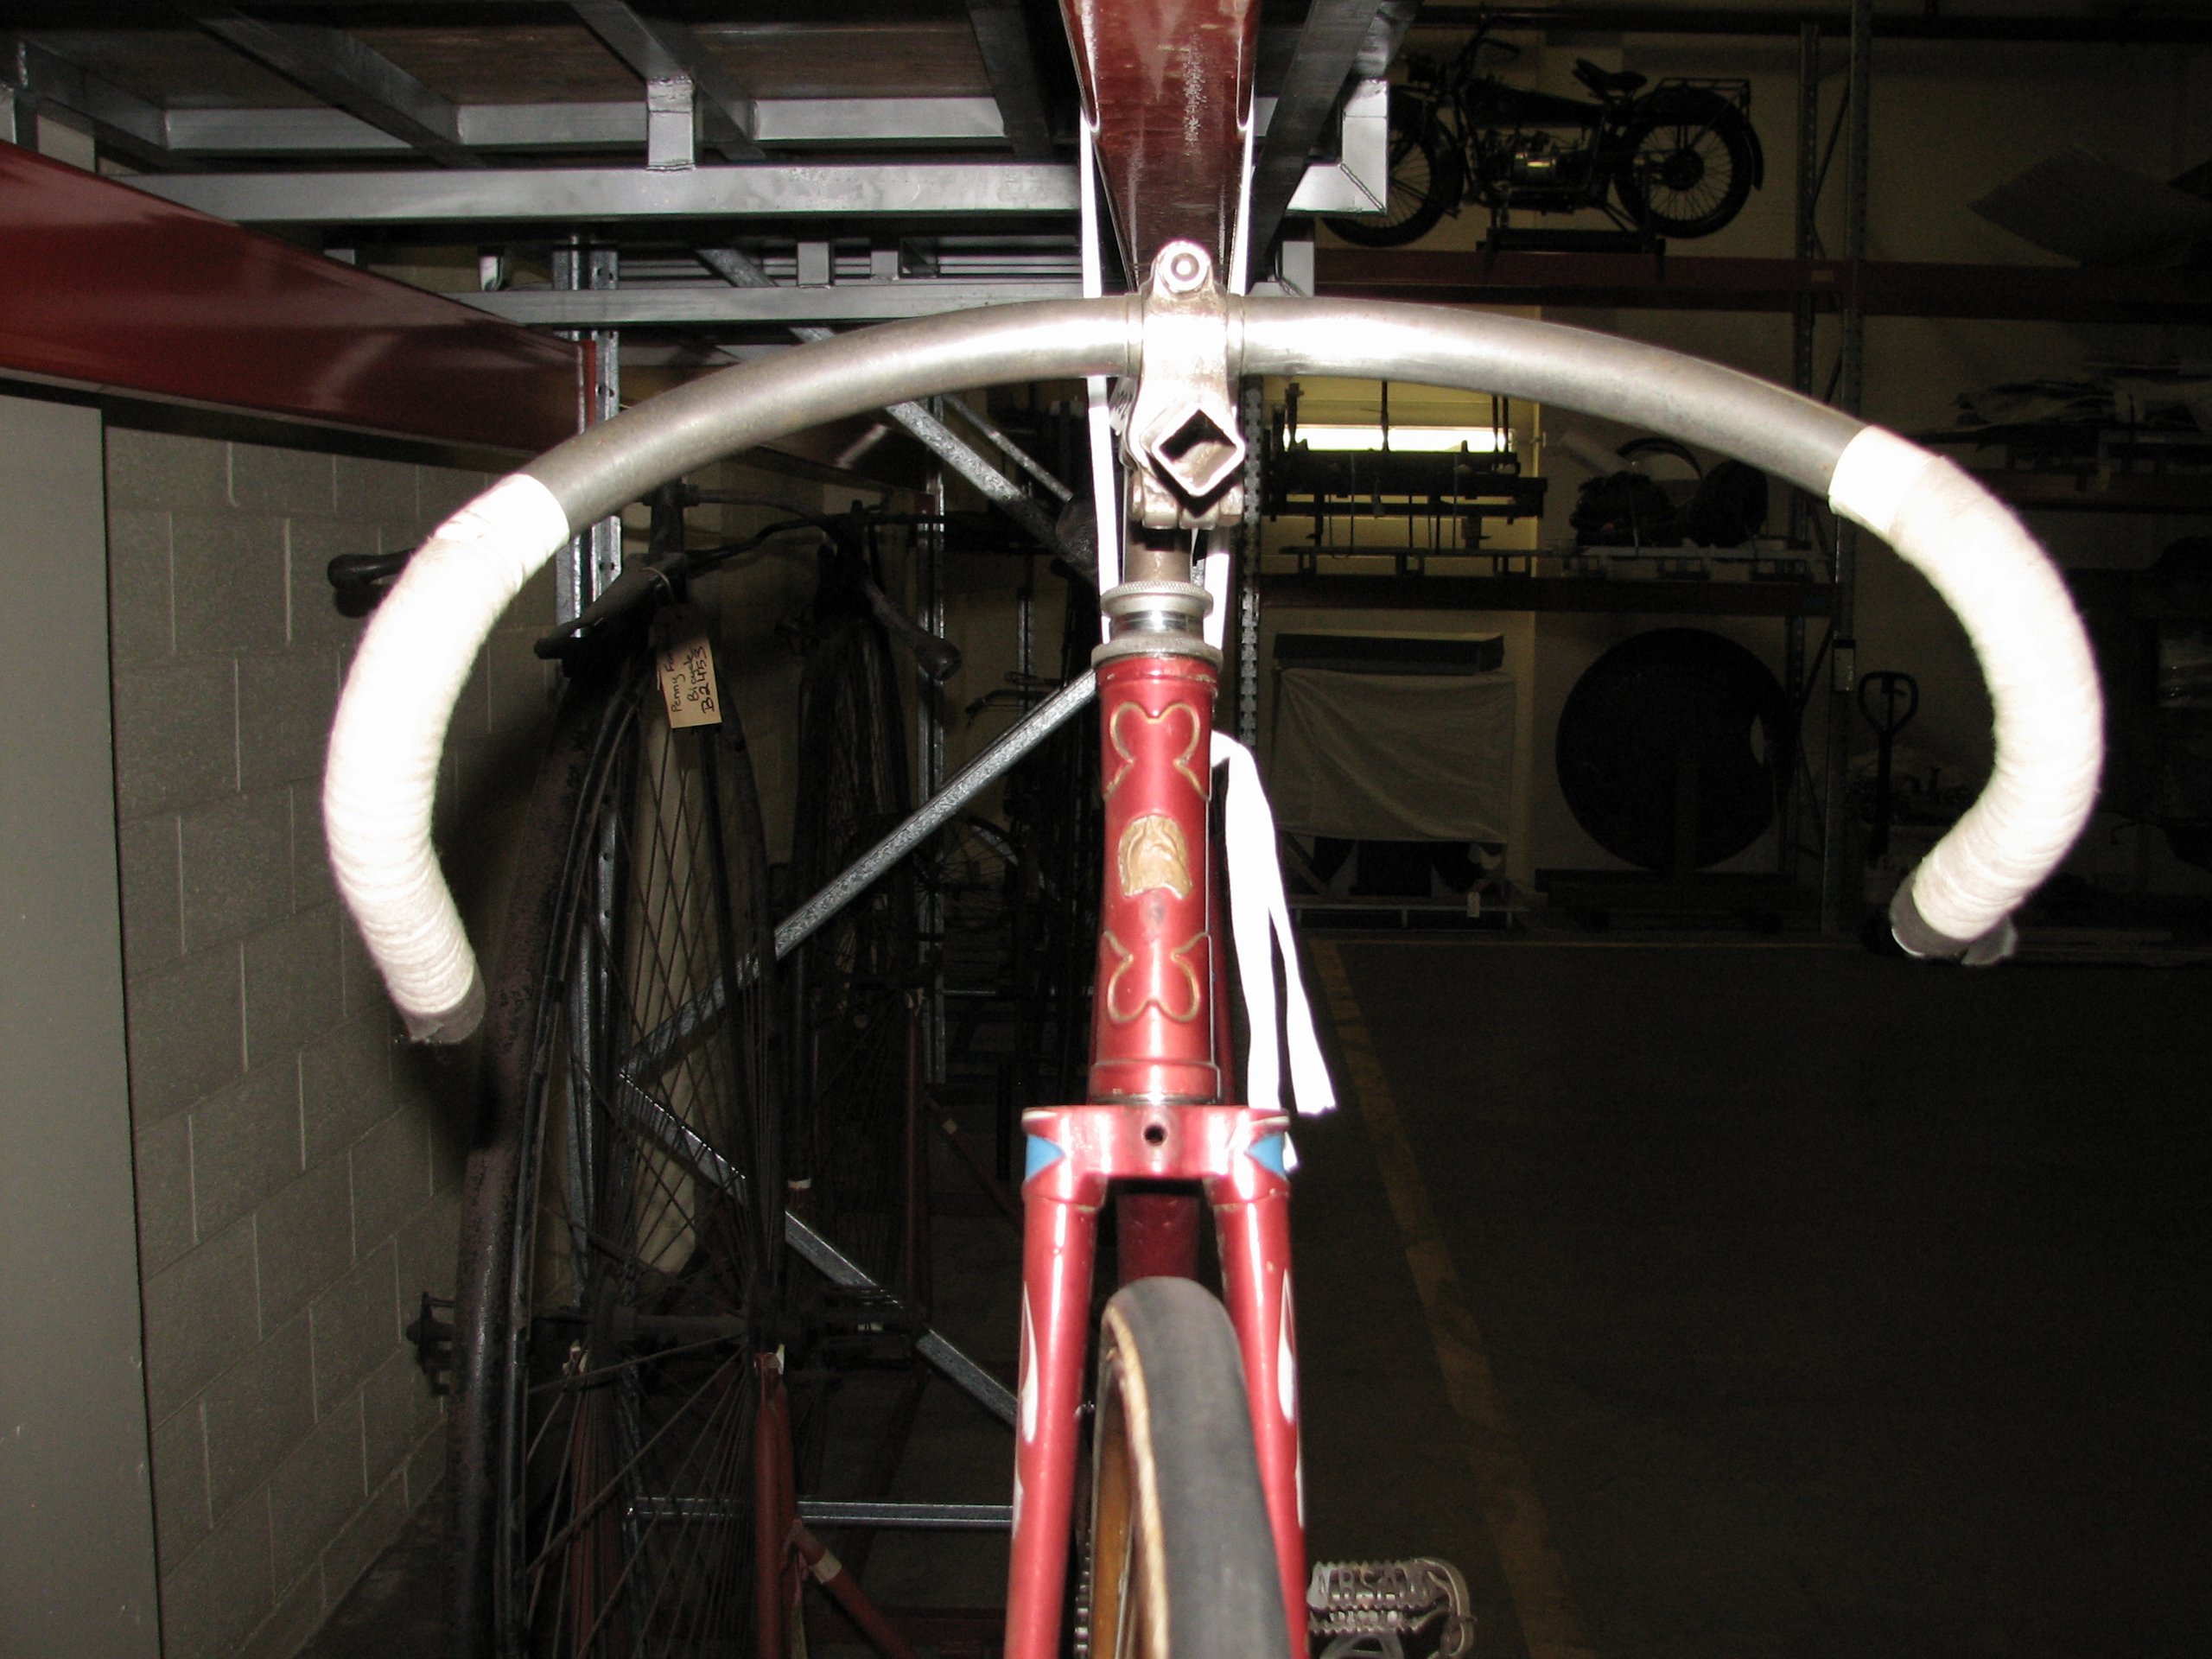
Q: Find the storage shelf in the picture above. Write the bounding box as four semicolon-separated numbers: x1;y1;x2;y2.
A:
1316;249;2212;326
1255;572;1833;615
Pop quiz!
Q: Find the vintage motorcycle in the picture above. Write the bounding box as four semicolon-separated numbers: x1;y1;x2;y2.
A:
1328;21;1764;247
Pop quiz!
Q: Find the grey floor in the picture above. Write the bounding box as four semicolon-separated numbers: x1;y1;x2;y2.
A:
306;938;2211;1659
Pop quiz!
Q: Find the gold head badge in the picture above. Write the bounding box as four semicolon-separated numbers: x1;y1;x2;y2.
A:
1117;813;1193;899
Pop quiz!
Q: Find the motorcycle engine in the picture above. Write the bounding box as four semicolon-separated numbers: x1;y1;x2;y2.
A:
1508;132;1585;186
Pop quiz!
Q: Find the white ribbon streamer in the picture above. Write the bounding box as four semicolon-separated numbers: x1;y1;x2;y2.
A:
1211;732;1336;1121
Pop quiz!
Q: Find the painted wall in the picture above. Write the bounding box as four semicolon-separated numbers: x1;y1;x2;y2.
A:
0;393;162;1659
105;427;550;1659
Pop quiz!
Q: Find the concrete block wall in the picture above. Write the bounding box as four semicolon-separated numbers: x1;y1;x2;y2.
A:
105;428;551;1659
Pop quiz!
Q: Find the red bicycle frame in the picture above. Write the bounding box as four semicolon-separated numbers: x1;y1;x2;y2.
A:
1003;626;1306;1659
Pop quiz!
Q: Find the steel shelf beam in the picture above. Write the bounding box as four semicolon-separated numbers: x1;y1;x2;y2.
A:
963;0;1057;160
161;97;1011;155
1247;0;1396;262
1315;249;2212;325
1255;573;1834;617
1417;5;2212;43
462;279;1084;327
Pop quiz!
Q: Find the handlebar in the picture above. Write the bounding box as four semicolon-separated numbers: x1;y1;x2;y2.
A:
325;296;2101;1040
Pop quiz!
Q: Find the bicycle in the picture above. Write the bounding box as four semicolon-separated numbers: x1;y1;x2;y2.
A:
325;256;2102;1659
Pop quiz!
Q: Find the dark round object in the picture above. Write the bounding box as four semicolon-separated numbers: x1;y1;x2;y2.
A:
1613;92;1758;238
1555;627;1787;872
1325;92;1462;249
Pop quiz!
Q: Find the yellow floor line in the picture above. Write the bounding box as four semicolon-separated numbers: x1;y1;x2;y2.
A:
1311;941;1601;1659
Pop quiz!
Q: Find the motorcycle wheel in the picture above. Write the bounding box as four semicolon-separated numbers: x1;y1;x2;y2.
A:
1325;95;1462;249
1614;92;1756;238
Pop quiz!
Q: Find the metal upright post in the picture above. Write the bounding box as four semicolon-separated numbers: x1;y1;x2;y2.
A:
921;443;949;1087
551;242;621;621
1820;0;1872;932
1789;22;1821;512
1780;21;1821;886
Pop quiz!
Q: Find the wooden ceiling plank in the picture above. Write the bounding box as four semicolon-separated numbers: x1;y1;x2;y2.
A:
191;7;475;167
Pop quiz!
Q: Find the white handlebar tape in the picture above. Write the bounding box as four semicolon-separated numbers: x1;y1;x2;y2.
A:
323;474;572;1041
1827;427;2104;961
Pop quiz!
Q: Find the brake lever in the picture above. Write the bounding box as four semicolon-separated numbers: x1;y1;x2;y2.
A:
534;557;680;661
326;549;415;618
861;575;963;685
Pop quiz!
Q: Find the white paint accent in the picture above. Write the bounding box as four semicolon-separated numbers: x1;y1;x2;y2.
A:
1078;116;1121;608
1827;426;2105;950
1212;733;1336;1116
324;473;570;1039
1276;1272;1298;1424
1018;1289;1039;1443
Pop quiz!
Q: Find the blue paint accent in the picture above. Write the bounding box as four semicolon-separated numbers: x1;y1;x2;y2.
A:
1249;1132;1287;1178
1024;1135;1065;1182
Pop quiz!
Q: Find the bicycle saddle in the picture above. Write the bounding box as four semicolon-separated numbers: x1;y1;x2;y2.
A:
1573;59;1647;96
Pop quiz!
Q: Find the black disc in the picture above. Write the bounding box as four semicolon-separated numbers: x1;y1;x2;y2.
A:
1555;627;1786;873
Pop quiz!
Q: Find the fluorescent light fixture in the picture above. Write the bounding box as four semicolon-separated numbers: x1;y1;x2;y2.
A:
1294;424;1508;452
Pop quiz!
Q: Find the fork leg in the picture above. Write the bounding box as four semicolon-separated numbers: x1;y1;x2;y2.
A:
1217;1181;1307;1659
1004;1179;1099;1659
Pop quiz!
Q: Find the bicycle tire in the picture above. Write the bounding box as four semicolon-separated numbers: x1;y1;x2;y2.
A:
1613;92;1756;238
453;645;781;1659
1085;1279;1291;1659
787;610;918;1294
1325;94;1461;250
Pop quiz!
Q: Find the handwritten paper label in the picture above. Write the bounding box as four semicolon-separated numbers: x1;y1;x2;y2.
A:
655;607;723;728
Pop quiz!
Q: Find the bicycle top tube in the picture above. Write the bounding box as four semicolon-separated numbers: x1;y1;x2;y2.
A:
323;293;2102;1044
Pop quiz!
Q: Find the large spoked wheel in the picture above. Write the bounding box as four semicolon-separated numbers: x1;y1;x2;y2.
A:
788;610;918;1294
1324;94;1462;250
454;647;781;1659
1613;93;1757;238
1085;1280;1291;1659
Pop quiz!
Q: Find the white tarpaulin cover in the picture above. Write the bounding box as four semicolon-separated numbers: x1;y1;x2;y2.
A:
1268;667;1516;842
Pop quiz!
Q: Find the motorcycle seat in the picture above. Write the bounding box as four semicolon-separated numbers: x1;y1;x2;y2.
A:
1573;59;1648;97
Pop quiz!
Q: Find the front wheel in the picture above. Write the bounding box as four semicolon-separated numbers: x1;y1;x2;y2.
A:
1613;94;1757;238
1085;1280;1291;1659
1325;96;1462;250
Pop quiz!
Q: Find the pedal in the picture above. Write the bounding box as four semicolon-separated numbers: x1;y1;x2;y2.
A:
1307;1558;1473;1659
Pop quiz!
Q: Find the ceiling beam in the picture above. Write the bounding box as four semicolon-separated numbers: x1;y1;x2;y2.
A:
463;280;1084;327
564;1;764;162
129;161;1082;224
962;0;1055;160
189;8;474;167
161;97;1007;156
1245;0;1408;264
3;35;168;160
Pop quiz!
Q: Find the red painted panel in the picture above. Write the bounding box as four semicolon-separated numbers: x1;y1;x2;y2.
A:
0;145;577;453
1058;0;1261;278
